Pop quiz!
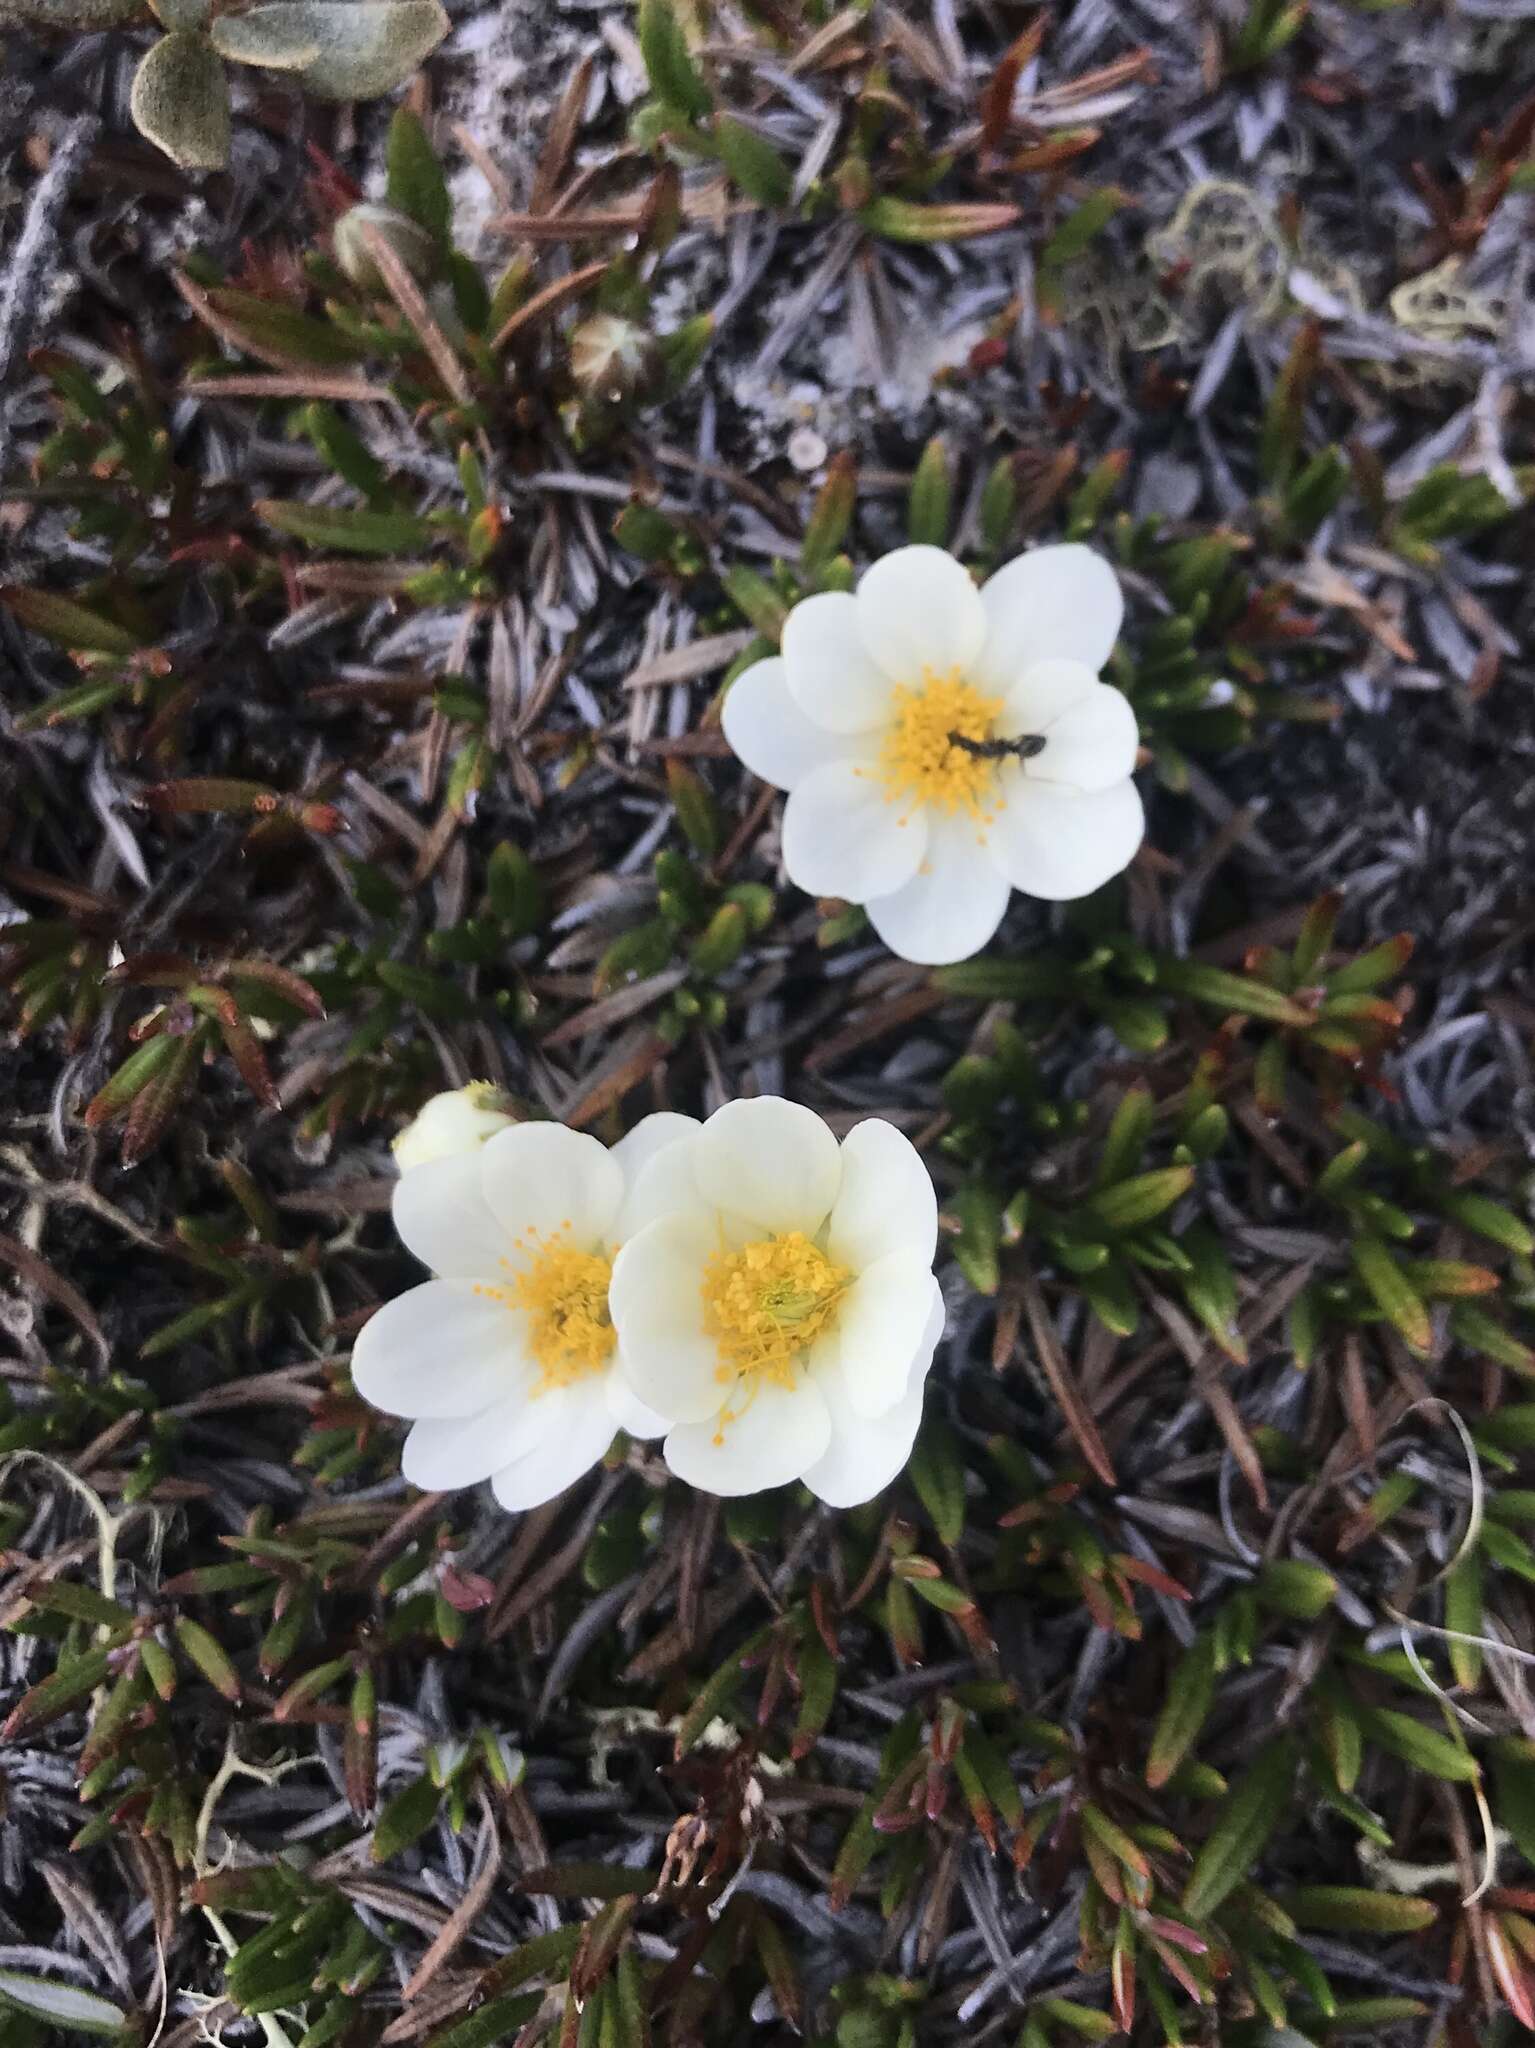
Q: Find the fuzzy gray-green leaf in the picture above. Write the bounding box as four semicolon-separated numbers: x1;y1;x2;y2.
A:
211;0;449;98
130;32;232;171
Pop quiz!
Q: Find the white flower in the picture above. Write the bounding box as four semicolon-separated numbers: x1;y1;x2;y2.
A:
609;1098;945;1505
353;1114;698;1509
392;1084;516;1173
721;542;1144;966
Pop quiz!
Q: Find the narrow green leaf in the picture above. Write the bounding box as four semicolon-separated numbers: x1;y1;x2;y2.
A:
906;436;951;546
1181;1737;1294;1921
1351;1236;1431;1353
637;0;710;118
1282;1887;1436;1935
1146;1634;1216;1789
1089;1166;1194;1234
0;1973;127;2037
386;106;451;243
716;115;791;206
908;1412;966;1547
257;499;433;555
1;586;137;656
1358;1705;1479;1783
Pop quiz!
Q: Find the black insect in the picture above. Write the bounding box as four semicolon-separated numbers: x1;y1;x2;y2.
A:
945;731;1048;761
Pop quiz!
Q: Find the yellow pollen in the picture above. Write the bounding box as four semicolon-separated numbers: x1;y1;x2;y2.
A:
473;1225;614;1392
700;1231;850;1444
877;666;1005;820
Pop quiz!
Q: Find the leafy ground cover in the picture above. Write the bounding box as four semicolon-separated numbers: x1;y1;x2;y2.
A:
2;3;1535;2044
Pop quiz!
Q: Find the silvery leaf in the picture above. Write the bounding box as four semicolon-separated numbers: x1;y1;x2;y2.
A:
129;32;232;171
210;0;449;99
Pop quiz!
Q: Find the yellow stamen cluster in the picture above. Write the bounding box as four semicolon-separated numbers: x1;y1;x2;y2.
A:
700;1231;850;1440
474;1222;614;1392
876;667;1006;821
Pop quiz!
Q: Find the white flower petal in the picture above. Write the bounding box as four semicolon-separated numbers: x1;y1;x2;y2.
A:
992;655;1098;737
1031;682;1140;793
391;1150;511;1280
827;1259;942;1419
399;1376;555;1489
612;1114;702;1238
721;657;867;788
351;1280;528;1420
801;1357;927;1510
663;1375;831;1497
392;1085;512;1172
782;591;894;733
854;545;986;685
973;544;1124;690
826;1118;937;1271
604;1368;670;1440
490;1386;618;1510
693;1096;843;1237
609;1215;723;1426
781;760;928;904
864;810;1012;966
990;775;1145;902
481;1122;624;1253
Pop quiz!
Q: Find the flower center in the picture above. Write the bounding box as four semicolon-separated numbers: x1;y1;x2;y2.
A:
700;1231;850;1439
474;1223;615;1392
877;667;1007;820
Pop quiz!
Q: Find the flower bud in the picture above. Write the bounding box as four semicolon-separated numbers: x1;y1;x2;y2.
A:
333;203;439;292
392;1083;514;1173
569;312;658;407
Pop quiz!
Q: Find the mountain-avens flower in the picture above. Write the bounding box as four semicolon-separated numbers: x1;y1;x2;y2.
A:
721;542;1143;966
391;1084;514;1173
354;1116;695;1508
609;1098;944;1505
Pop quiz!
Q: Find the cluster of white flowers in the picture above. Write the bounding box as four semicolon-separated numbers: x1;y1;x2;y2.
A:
722;541;1143;965
355;544;1137;1507
353;1089;943;1511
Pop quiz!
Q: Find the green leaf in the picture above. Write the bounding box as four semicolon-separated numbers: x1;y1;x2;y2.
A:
211;0;450;99
1095;1087;1154;1188
1492;1747;1535;1867
1146;1633;1217;1789
665;759;720;858
1181;1737;1295;1921
906;436;951;547
1444;1551;1483;1691
859;197;1021;243
720;565;788;642
1350;1236;1431;1353
950;1183;1002;1295
371;1773;442;1861
423;1992;544;2048
716;115;791;206
2;1651;113;1739
130;31;232;170
174;1616;243;1702
908;1412;966;1547
256;499;434;555
1155;959;1311;1025
0;1973;127;2037
22;1579;134;1629
1438;1190;1534;1258
201;287;363;367
1357;1705;1479;1783
386;106;451;243
1;586;138;656
1253;1560;1336;1622
1038;189;1122;299
791;1630;838;1760
1281;1888;1436;1935
637;0;710;119
1088;1166;1194;1234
